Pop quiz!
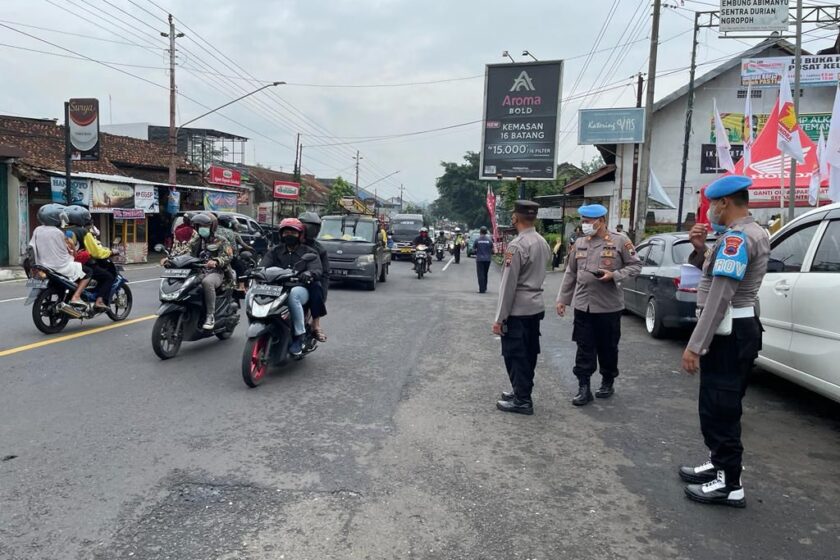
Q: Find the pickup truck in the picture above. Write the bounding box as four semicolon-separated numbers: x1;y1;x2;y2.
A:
317;215;390;291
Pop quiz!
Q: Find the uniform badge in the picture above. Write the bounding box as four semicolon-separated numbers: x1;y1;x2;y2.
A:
713;232;749;281
623;241;636;256
603;258;613;267
723;235;744;256
504;251;514;267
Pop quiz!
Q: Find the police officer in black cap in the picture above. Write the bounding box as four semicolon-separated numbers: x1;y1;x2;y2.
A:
492;200;553;415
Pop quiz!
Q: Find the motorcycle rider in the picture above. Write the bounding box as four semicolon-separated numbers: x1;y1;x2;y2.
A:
299;212;330;342
217;214;255;291
28;203;90;304
65;206;115;311
412;227;433;272
259;218;323;356
165;212;234;330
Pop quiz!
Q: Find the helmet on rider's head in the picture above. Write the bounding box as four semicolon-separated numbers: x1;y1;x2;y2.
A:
420;227;429;234
298;212;322;240
37;203;68;227
65;205;92;227
279;217;305;244
454;227;461;233
190;212;215;233
217;214;237;230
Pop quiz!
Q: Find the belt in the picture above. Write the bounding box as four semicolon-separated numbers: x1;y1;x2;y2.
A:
732;306;755;319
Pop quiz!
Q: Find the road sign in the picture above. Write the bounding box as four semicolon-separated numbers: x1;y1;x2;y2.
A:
480;60;563;181
719;0;790;33
578;108;645;145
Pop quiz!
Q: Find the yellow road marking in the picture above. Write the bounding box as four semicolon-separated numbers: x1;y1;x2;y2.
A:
0;314;156;358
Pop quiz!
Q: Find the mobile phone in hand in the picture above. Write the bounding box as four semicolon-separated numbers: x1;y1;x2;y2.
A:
590;270;605;278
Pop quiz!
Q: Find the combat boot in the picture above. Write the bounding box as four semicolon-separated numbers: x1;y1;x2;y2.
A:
679;459;716;484
572;384;594;406
595;378;615;399
684;470;746;508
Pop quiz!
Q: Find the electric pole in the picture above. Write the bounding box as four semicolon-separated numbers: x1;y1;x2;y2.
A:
629;73;644;232
788;0;804;222
399;183;405;212
293;133;301;181
677;10;701;232
635;0;662;243
354;150;362;196
163;14;184;187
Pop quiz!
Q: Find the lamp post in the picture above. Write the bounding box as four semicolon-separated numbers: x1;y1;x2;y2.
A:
167;81;284;186
522;50;538;61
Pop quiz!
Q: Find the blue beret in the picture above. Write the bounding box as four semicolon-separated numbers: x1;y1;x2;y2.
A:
706;175;752;200
578;204;607;219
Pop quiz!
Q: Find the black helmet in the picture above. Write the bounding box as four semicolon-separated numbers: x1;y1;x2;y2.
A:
37;203;68;227
217;214;237;229
191;212;215;232
298;211;322;239
65;205;92;227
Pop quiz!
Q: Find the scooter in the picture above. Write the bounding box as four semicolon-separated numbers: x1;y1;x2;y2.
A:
414;244;429;279
435;242;445;261
241;254;319;388
150;245;240;360
25;261;132;334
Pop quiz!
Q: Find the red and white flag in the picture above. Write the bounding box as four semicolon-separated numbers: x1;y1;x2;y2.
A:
809;129;827;206
713;98;735;172
486;185;498;240
777;70;805;163
743;84;754;171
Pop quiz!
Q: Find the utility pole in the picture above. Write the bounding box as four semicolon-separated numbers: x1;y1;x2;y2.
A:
354;150;362;196
163;14;183;187
399;183;405;212
635;0;662;243
629;73;644;233
64;101;72;204
293;133;301;180
788;0;804;222
677;10;701;232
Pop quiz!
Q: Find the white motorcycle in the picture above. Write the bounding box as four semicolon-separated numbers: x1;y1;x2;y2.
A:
414;244;429;279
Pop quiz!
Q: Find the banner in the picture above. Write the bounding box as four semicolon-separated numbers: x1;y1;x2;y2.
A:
67;98;100;161
701;144;745;174
578;107;645;144
203;192;237;213
710;112;830;143
720;0;789;33
134;184;159;213
273;180;301;200
113;208;145;220
207;165;241;187
91;182;134;212
50;177;91;206
741;55;840;88
480;60;564;180
486;186;498;240
166;190;180;214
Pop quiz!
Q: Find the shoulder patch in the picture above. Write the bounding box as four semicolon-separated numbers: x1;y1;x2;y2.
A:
713;231;749;280
623;240;636;256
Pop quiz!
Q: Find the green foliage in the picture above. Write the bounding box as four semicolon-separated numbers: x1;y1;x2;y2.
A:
580;154;606;174
325;176;355;214
644;224;678;236
431;152;491;229
498;162;586;213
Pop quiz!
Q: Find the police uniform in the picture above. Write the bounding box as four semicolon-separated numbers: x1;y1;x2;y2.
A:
556;204;642;405
680;175;770;508
495;201;553;415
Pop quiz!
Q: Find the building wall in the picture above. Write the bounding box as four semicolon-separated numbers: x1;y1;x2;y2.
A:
6;169;23;266
100;123;151;140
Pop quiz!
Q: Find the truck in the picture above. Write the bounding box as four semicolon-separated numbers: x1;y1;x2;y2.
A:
388;213;425;260
317;214;390;291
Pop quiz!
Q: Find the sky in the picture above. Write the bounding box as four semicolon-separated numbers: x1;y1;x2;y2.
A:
2;0;838;204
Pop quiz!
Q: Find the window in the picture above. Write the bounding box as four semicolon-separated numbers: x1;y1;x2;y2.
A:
811;221;840;273
635;244;651;263
646;241;665;267
768;223;819;273
672;240;714;264
736;89;763;99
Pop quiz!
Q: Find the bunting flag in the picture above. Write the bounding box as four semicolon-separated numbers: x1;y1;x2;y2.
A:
713;98;735;172
809;129;827;206
649;168;677;209
743;84;754;171
777;70;805;163
486;185;498;240
823;84;840;202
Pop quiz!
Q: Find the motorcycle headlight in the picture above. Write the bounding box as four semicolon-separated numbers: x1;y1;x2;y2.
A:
356;254;375;265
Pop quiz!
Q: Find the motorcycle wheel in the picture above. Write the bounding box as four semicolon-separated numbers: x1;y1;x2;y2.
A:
151;314;183;360
32;287;70;334
379;263;387;283
106;284;133;322
242;335;269;388
417;268;425;279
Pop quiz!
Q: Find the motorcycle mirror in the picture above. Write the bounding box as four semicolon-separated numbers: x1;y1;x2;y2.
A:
302;253;318;262
154;243;165;253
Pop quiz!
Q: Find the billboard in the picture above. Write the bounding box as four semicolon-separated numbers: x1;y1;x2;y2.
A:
91;182;135;212
50;177;91;206
741;55;840;88
134;184;159;213
578;108;645;145
480;60;563;181
67;98;100;161
719;0;789;33
207;165;241;187
700;143;745;174
710;112;830;143
203;192;237;213
273;180;301;200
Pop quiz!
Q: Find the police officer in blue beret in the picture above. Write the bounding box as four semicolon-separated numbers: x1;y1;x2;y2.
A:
556;204;642;406
679;175;769;508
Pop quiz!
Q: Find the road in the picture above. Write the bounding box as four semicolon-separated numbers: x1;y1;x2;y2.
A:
1;257;839;560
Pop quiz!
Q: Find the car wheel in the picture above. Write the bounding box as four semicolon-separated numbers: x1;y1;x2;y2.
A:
645;298;666;339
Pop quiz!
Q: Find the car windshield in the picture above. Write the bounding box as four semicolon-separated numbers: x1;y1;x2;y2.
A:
318;218;375;242
392;223;423;235
672;240;713;264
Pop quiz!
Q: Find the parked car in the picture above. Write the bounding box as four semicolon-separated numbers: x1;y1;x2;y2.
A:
466;231;482;258
756;203;840;404
622;232;715;339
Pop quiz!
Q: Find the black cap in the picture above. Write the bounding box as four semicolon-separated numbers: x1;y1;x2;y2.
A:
513;200;539;218
480;226;488;234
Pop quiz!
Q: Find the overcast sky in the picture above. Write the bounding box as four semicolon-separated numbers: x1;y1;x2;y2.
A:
1;1;837;203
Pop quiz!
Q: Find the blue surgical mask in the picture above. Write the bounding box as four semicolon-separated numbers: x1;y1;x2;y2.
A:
198;227;211;238
706;208;727;234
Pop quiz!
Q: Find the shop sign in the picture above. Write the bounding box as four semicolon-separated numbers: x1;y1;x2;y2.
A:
720;0;789;33
67;98;100;161
273;181;301;200
91;182;135;213
710;112;831;144
203;192;237;213
701;143;745;174
536;207;564;220
741;55;840;88
113;208;145;220
208;165;241;187
134;184;159;213
578;108;645;144
50;177;91;206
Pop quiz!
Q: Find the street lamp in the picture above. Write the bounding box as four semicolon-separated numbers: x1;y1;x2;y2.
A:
502;50;516;63
168;81;285;185
522;50;538;61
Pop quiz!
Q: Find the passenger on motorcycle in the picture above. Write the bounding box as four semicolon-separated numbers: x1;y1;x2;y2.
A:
172;212;198;253
165;212;234;331
299;212;329;342
65;205;115;311
259;218;323;356
412;227;433;272
28;203;90;304
218;214;254;291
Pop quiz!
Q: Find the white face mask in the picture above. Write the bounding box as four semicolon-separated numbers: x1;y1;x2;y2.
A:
581;223;596;236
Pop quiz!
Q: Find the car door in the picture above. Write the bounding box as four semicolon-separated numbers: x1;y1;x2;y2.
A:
759;220;822;366
788;218;840;398
638;238;666;307
623;244;650;313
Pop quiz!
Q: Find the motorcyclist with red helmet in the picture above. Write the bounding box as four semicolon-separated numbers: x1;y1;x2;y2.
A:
259;218;323;355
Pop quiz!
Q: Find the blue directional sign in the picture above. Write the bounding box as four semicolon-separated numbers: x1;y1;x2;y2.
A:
578;108;645;145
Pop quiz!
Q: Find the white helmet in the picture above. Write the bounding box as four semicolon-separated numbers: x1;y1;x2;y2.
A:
454;227;461;233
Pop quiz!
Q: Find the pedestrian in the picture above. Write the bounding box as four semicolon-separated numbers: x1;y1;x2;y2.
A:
616;223;624;233
551;236;563;270
555;204;641;406
679;175;769;508
492;200;553;415
474;226;494;293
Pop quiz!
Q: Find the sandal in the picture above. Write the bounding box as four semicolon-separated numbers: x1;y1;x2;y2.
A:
313;329;328;342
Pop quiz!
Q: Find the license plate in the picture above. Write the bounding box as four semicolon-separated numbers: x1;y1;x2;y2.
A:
161;268;191;279
400;248;413;254
251;284;285;297
330;269;349;276
26;278;47;289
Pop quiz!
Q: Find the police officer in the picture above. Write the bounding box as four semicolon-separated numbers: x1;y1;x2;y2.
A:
556;204;641;406
492;200;553;415
679;175;769;508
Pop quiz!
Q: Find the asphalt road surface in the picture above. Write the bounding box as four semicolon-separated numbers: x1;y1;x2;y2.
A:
1;257;839;560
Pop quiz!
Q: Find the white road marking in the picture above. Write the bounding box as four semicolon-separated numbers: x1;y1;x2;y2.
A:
0;297;25;304
441;257;456;272
0;277;160;304
130;278;162;284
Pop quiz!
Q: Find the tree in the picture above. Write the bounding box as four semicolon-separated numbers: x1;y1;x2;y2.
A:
580;154;606;175
498;162;586;213
432;152;491;229
325;176;355;214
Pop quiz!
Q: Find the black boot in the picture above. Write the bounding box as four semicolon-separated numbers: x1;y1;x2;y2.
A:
679;460;716;484
496;399;534;415
595;378;615;399
500;390;515;402
572;384;594;406
684;470;746;508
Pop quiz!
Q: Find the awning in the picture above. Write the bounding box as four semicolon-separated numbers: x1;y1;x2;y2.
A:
40;168;237;193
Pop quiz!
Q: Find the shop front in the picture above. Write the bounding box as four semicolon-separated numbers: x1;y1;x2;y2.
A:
90;179;159;264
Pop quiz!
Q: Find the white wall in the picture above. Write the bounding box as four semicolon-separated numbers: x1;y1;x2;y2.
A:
100;123;150;140
7;169;22;266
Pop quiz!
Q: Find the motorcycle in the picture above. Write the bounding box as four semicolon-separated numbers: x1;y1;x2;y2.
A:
414;244;429;279
435;242;445;261
241;254;319;388
25;261;132;334
150;246;241;360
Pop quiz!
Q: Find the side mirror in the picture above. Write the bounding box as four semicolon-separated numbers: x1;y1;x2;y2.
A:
302;252;318;262
154;243;165;252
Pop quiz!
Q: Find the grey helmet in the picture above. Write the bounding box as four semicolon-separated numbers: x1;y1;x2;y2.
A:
65;205;92;227
37;203;68;227
298;211;322;240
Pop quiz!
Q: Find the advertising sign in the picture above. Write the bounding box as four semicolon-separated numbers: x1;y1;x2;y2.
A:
113;208;145;220
480;60;564;181
701;143;745;174
207;165;241;187
710;112;830;143
91;182;135;212
167;190;181;214
203;192;237;213
719;0;789;33
741;55;840;88
273;180;301;200
50;177;91;206
67;98;100;161
578;108;645;145
133;184;159;213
